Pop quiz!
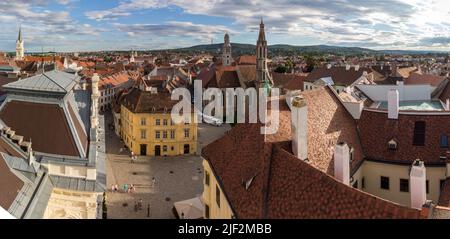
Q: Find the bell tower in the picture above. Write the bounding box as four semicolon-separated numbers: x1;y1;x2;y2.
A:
222;32;232;66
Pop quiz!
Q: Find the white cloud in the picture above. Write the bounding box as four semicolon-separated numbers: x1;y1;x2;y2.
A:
85;0;450;50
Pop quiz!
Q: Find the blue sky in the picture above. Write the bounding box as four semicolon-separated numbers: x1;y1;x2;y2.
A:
1;0;450;52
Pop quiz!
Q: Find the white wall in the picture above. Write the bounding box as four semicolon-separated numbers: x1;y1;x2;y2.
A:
357;84;431;101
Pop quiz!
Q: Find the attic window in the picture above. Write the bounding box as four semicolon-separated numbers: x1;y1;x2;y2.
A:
388;139;397;150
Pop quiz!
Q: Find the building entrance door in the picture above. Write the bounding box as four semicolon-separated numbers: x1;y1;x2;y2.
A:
140;144;147;156
184;144;190;154
155;145;161;156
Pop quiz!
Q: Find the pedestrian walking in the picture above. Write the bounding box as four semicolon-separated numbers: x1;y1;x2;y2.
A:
134;201;138;212
123;184;129;193
147;204;150;218
129;184;135;193
152;177;156;187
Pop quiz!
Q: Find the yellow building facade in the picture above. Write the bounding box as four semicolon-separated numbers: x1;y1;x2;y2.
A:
202;159;234;219
121;105;198;156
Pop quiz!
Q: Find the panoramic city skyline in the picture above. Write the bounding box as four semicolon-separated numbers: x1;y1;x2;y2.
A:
1;0;450;52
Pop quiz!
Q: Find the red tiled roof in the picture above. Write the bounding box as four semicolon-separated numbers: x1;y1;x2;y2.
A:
197;66;215;88
405;73;445;87
215;66;241;88
201;87;410;219
267;144;421;219
99;71;132;89
305;66;370;86
358;110;450;165
236;55;256;65
121;87;180;113
271;72;306;91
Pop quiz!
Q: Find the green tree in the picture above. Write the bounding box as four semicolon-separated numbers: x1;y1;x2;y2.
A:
274;65;288;73
304;55;317;72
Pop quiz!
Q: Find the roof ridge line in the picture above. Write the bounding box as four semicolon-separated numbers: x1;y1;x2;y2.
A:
43;71;67;93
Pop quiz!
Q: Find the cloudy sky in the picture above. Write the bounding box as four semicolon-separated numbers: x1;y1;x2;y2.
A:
1;0;450;52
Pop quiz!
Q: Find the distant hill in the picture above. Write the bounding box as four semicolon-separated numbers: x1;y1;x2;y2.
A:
151;43;448;56
154;43;377;56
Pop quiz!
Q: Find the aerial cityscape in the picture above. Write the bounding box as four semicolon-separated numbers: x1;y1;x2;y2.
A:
1;0;450;221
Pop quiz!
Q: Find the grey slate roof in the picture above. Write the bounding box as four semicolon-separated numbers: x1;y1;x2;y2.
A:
3;70;78;94
49;175;105;192
2;153;35;175
23;174;54;219
72;89;91;132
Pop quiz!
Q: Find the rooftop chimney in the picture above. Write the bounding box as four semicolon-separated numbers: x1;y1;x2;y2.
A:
334;142;350;185
354;65;360;71
345;65;351;71
410;159;427;209
291;95;308;161
388;89;399;119
327;64;332;69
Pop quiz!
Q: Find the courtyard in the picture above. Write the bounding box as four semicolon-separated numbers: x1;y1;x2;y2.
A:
104;112;230;219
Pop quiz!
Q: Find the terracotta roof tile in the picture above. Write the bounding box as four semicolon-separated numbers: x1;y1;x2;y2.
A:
405;73;445;87
121;87;180;113
305;66;370;86
267;145;420;218
358;110;450;165
201;87;415;219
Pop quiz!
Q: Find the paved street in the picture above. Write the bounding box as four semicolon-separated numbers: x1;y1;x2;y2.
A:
104;112;230;219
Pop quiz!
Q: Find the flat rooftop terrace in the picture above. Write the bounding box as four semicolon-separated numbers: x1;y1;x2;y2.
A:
376;100;445;111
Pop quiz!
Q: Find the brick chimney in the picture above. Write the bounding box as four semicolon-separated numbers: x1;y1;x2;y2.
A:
410;159;427;209
291;95;308;161
388;89;399;119
334;142;350;185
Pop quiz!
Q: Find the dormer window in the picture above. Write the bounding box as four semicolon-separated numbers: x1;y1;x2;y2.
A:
388;139;397;150
440;134;448;148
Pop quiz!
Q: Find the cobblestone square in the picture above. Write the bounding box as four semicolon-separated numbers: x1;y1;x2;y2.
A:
104;113;230;219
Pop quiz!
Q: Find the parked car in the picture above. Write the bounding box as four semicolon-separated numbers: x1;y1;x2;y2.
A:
198;112;223;126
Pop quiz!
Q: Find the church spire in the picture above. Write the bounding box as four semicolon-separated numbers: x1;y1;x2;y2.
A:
258;17;266;43
16;25;24;61
18;25;22;42
256;17;271;90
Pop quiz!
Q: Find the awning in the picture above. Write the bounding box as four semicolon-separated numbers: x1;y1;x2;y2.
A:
173;197;204;219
